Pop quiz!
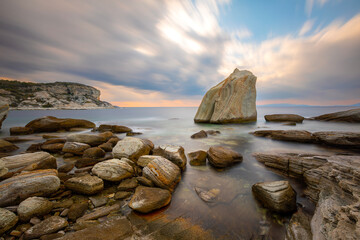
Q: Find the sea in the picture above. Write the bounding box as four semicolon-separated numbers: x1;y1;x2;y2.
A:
1;106;359;239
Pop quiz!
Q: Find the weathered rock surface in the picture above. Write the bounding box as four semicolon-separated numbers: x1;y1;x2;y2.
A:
194;69;257;123
58;163;75;173
9;126;34;135
0;139;18;152
41;142;64;153
143;156;181;192
188;150;207;166
76;203;121;222
129;186;171;213
24;216;68;240
313;131;360;148
312;108;360;122
17;197;54;221
0;160;8;177
66;133;106;146
62;142;91;155
97;124;132;133
153;145;187;170
0;208;18;235
83;147;105;159
25;116;95;132
252;181;297;213
65;174;103;195
252;130;315;143
137;155;158;167
195;187;220;204
92;159;134;181
285;209;312;240
112;137;151;161
0;151;56;170
68;202;88;221
265;114;304;123
0;101;9;129
118;177;138;191
191;130;207;139
207;146;242;168
0;169;60;207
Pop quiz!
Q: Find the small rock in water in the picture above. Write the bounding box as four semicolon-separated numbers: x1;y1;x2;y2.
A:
264;114;304;123
112;137;151;161
188;150;207;166
126;132;142;136
282;122;297;126
62;142;91;155
207;146;243;168
206;130;221;135
191;130;208;139
129;186;171;213
194;187;220;204
83;147;106;159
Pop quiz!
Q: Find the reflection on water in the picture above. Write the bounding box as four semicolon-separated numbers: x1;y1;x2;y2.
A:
1;106;360;239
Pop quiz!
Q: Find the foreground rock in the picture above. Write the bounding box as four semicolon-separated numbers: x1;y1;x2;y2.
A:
0;101;9;130
24;216;68;239
207;146;243;168
0;151;56;170
67;133;106;146
0;169;60;207
252;181;297;213
188;150;207;166
265;114;304;123
129;186;171;213
92;159;134;181
25;116;95;132
0;139;18;152
97;124;132;133
312;108;360;122
0;208;18;235
65;174;104;195
17;197;54;221
112;137;151;161
143;156;181;192
153;145;187;170
285;209;312;240
194;69;257;123
0;160;8;178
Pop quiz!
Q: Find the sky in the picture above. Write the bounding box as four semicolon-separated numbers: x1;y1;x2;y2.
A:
0;0;360;107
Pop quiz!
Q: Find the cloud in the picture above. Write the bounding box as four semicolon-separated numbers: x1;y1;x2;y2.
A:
299;20;314;36
305;0;329;16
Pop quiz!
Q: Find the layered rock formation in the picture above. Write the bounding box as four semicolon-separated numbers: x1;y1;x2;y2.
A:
194;69;257;123
312;108;360;123
0;80;113;109
0;101;9;129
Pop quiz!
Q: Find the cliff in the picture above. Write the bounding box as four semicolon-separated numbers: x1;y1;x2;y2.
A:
0;80;114;110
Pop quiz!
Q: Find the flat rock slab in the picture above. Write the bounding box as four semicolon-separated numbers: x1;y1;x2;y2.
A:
264;114;304;123
24;216;68;240
312;108;360;122
153;145;187;170
207;146;242;168
67;133;106;147
313;131;360;148
92;159;134;181
65;174;103;195
252;130;315;143
129;186;171;213
252;180;297;213
0;169;60;207
143;156;181;192
76;203;121;222
0;151;56;170
97;124;132;133
25;116;95;133
17;197;54;221
0;208;18;235
112;137;151;161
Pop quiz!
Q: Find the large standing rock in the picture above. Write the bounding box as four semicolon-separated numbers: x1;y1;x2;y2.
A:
264;114;304;123
207;146;242;168
0;101;9;130
0;139;18;152
142;156;181;192
0;169;60;207
65;174;103;195
23;216;68;240
252;181;297;213
66;133;107;146
17;197;54;221
153;145;187;170
0;151;56;170
252;130;315;143
0;208;18;235
62;142;91;155
129;186;171;213
112;137;151;161
92;159;134;181
194;69;257;123
25;116;95;132
312;108;360;122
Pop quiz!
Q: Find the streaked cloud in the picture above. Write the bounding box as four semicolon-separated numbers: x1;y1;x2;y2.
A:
299;20;315;36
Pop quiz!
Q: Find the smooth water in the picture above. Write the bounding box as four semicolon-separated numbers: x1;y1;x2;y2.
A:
1;106;359;239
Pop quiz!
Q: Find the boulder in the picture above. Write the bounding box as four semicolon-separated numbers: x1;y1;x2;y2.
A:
66;133;107;146
23;216;68;240
62;142;91;155
41;143;64;153
207;146;242;168
112;137;151;161
83;147;106;159
188;150;207;166
0;102;9;130
9;126;34;135
97;124;132;133
25;116;95;132
153;145;187;170
129;186;171;213
17;197;54;221
0;160;8;178
0;208;18;235
142;156;181;192
252;130;315;143
312;108;360;122
194;69;257;123
252;181;297;213
137;155;158;167
0;169;60;207
264;114;304;123
0;151;56;170
21;153;57;171
313;131;360;148
92;159;134;181
191;130;207;139
0;139;18;152
65;174;103;195
98;142;113;152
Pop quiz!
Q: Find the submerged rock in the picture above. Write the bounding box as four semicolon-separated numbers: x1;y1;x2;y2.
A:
112;137;151;161
252;180;297;213
252;130;315;143
0;101;9;130
65;174;103;195
195;187;220;204
92;159;134;181
264;114;304;123
0;208;18;235
25;116;95;133
17;197;54;221
153;145;187;170
207;146;242;168
194;69;257;123
312;108;360;122
9;126;33;135
191;130;208;139
129;186;171;213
